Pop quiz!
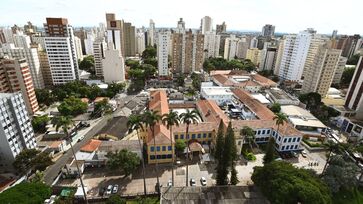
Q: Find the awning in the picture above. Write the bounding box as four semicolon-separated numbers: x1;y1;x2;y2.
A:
189;142;205;153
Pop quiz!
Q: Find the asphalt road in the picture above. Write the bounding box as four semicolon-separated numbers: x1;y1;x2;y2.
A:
43;115;110;185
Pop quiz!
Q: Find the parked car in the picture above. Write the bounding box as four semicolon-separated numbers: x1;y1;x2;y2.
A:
167;180;172;187
112;184;119;194
106;185;113;195
301;150;307;158
190;178;196;186
200;177;207;186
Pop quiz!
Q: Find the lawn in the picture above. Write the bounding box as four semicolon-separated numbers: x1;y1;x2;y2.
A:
333;187;363;204
126;196;159;204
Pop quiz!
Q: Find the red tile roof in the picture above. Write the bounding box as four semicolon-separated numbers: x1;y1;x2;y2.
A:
80;139;102;152
196;100;229;126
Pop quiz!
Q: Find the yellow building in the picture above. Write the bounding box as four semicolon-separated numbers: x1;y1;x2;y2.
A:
246;48;261;65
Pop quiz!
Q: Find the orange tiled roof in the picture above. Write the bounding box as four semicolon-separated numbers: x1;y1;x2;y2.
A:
94;97;109;103
196;100;229;125
173;122;217;133
147;124;173;145
49;140;62;148
232;88;275;120
210;70;232;76
80;139;102;152
149;90;169;115
213;74;232;86
251;74;277;87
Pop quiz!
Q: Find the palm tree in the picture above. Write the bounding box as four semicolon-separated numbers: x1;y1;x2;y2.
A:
127;114;147;195
322;140;343;174
241;126;256;151
162;111;180;186
180;109;201;186
273;112;288;136
52;116;88;204
143;110;162;193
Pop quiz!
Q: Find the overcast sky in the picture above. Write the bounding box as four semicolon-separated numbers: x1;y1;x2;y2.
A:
1;0;362;35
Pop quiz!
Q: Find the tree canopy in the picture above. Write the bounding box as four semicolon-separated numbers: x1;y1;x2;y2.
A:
252;161;332;204
263;137;276;164
58;96;88;116
35;89;56;106
203;57;256;73
78;55;95;75
32;115;50;133
269;103;281;113
142;46;157;59
106;149;140;176
341;67;356;87
347;54;361;65
0;182;51;204
13;149;53;175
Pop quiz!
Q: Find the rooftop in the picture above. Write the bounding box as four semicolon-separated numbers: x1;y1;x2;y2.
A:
196;100;229;125
281;105;326;128
80;139;102;152
98;140;141;153
268;88;297;101
201;87;233;96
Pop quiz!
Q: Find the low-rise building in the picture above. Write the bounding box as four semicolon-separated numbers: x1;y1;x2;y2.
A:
200;86;233;105
266;88;300;105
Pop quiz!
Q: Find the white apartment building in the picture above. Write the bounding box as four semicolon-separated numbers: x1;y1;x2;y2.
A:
13;32;31;48
0;92;36;169
203;31;220;58
236;38;249;59
102;45;125;83
332;56;347;85
136;30;146;55
278;31;312;81
0;43;45;89
157;32;169;77
345;56;363;120
259;47;277;71
148;19;155;46
84;32;95;55
93;38;107;77
250;37;258;49
201;16;213;34
31;36;46;50
224;35;238;60
302;34;329;78
74;36;84;61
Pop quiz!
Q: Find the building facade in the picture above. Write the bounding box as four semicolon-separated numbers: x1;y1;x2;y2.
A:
106;13;125;57
200;16;213;34
102;45;125;83
262;24;275;37
157;32;169;77
246;48;261;65
332;56;347;85
93;38;107;77
345;56;363;119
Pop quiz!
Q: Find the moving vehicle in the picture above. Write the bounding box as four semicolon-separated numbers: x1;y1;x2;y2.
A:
112;184;119;194
200;177;207;186
106;185;113;195
190;178;196;186
167;180;172;187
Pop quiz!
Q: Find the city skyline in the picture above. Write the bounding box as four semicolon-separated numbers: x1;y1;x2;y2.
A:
1;0;362;35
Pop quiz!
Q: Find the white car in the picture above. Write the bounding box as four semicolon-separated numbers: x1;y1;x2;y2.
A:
301;150;307;158
112;184;119;194
190;178;196;186
167;180;172;187
106;185;113;195
200;177;207;186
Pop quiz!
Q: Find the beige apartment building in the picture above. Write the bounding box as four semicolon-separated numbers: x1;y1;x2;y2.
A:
246;48;261;65
106;13;125;57
0;57;39;114
301;43;341;97
123;22;136;57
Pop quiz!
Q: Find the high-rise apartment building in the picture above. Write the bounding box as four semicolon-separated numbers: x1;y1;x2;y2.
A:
157;32;170;77
345;56;363;119
84;32;95;55
200;16;213;34
38;48;53;87
0;43;44;89
259;46;277;71
203;31;220;58
332;30;338;39
278;31;312;81
216;22;227;34
148;19;155;46
44;18;79;85
13;32;31;48
332;56;347;85
274;39;285;76
74;36;84;61
336;34;361;58
236;38;249;59
102;45;125;83
301;44;341;97
136;29;146;55
172;30;204;74
123;22;136;57
176;18;186;34
106;13;125;57
0;57;39;114
302;34;329;78
224;35;238;60
93;38;107;77
73;28;87;55
0;92;36;169
262;24;275;37
246;48;261;65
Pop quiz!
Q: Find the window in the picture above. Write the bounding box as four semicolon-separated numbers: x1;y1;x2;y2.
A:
262;130;266;134
267;130;270;134
157;146;160;151
257;130;261;135
197;134;201;138
292;138;296;142
168;146;172;151
167;154;172;158
203;133;207;138
295;145;298;149
186;134;190;139
150;155;155;160
157;155;161;159
162;146;166;151
150;147;155;152
208;133;212;138
297;137;301;142
161;155;166;159
180;134;184;139
283;138;287;143
278;136;281;141
192;134;196;139
286;145;289;150
175;135;178;139
282;146;285;150
288;138;292;143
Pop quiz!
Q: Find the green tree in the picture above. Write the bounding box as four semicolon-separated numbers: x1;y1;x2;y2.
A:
105;82;126;98
0;182;51;204
162;110;180;186
180;109;201;186
263;137;276;164
58;96;88;116
141;63;157;79
35;89;55;106
273;112;288;135
252;161;332;204
299;92;322;111
270;103;281;113
230;164;239;185
125;59;141;69
142;46;157;59
176;74;185;87
143;110;162;192
92;99;113;117
143;58;158;67
214;120;225;162
347;54;361;65
78;56;95;74
241;126;256;151
32;115;50;133
106;195;126;204
13;149;53;175
175;140;186;154
341;67;356;87
52;116;88;203
106;149;140;176
322;140;344;174
127;114;147;195
322;155;360;193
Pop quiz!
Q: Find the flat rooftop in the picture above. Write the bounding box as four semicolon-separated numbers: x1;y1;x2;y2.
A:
281;105;326;128
268;88;296;100
201;87;233;96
